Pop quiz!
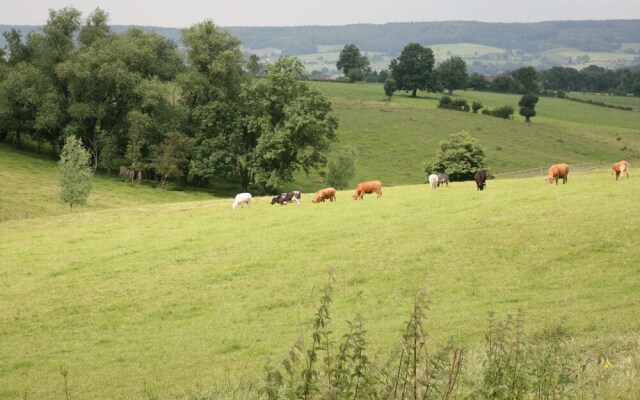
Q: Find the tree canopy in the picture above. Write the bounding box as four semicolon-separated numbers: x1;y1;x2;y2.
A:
437;56;468;95
336;44;371;82
424;131;487;182
389;43;435;97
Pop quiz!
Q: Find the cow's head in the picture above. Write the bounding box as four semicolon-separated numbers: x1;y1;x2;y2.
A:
271;196;280;205
546;176;554;184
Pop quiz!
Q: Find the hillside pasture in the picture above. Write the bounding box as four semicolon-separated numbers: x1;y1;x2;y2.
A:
293;82;640;192
0;144;212;221
2;165;639;398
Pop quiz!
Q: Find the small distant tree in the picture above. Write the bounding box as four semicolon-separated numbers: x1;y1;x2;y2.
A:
437;56;468;95
513;66;538;93
472;101;483;113
519;93;539;122
57;135;93;211
383;77;397;100
246;54;265;77
424;131;487;182
325;145;357;189
336;44;370;82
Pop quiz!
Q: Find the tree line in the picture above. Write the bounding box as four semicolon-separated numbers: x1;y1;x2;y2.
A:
0;7;338;193
337;43;640;97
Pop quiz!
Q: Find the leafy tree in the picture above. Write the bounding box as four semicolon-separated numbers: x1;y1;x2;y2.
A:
78;8;111;47
246;54;264;77
437;56;468;95
467;72;490;91
512;66;538;93
519;93;539;122
0;63;62;149
57;135;93;210
243;57;338;192
336;44;370;82
325;145;357;189
389;43;435;97
383;77;397;100
492;75;516;92
152;132;195;188
424;131;487;182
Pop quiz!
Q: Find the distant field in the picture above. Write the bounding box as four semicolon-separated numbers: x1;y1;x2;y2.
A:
430;42;505;58
567;91;640;111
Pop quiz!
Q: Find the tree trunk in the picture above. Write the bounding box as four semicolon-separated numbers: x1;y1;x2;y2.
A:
448;89;453;95
411;88;417;98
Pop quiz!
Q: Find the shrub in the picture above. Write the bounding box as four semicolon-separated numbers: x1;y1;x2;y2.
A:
438;96;470;112
424;131;487;182
472;101;483;113
483;105;514;119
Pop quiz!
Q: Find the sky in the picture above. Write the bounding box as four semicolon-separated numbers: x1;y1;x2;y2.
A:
1;0;640;28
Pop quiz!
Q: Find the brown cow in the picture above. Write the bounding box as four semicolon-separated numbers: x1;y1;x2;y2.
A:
547;163;570;185
312;187;337;203
352;180;382;200
611;160;630;181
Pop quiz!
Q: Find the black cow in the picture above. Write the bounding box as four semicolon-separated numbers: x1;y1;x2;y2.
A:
270;191;301;205
437;173;449;187
474;170;487;191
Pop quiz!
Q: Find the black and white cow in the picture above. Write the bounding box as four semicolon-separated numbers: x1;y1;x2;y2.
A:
271;191;301;205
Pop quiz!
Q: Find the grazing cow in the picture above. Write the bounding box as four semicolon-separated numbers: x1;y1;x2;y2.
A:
352;180;382;200
437;173;450;187
271;191;301;205
547;163;569;185
428;174;439;189
611;160;630;181
312;187;336;203
232;193;252;210
474;170;487;191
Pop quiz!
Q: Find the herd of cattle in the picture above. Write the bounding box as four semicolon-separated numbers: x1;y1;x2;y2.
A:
231;160;630;209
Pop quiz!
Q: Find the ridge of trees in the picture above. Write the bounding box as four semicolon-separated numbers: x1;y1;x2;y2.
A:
3;20;640;56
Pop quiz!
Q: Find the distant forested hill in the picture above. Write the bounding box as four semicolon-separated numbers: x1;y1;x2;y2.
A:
2;20;639;54
227;20;640;55
2;20;639;73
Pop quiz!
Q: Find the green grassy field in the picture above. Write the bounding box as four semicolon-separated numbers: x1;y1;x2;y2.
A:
2;156;639;398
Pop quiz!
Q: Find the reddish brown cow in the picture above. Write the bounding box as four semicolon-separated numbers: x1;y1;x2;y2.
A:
611;160;630;181
352;180;382;200
547;163;570;185
312;187;337;203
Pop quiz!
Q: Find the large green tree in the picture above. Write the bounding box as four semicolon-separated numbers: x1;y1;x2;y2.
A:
57;135;93;210
424;131;487;182
336;44;370;82
189;57;337;192
437;56;468;95
389;43;435;97
325;145;357;189
512;66;538;93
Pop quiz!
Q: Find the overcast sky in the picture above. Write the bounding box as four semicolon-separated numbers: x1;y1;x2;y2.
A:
2;0;640;27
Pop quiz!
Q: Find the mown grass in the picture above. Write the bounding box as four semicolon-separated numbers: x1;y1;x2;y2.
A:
1;164;639;398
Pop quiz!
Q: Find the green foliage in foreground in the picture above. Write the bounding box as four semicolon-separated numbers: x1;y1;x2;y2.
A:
1;166;639;398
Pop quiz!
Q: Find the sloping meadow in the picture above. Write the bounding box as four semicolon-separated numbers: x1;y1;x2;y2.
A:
2;172;639;398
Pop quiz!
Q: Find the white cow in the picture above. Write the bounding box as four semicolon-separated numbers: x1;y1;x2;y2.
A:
428;174;439;189
232;193;252;210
